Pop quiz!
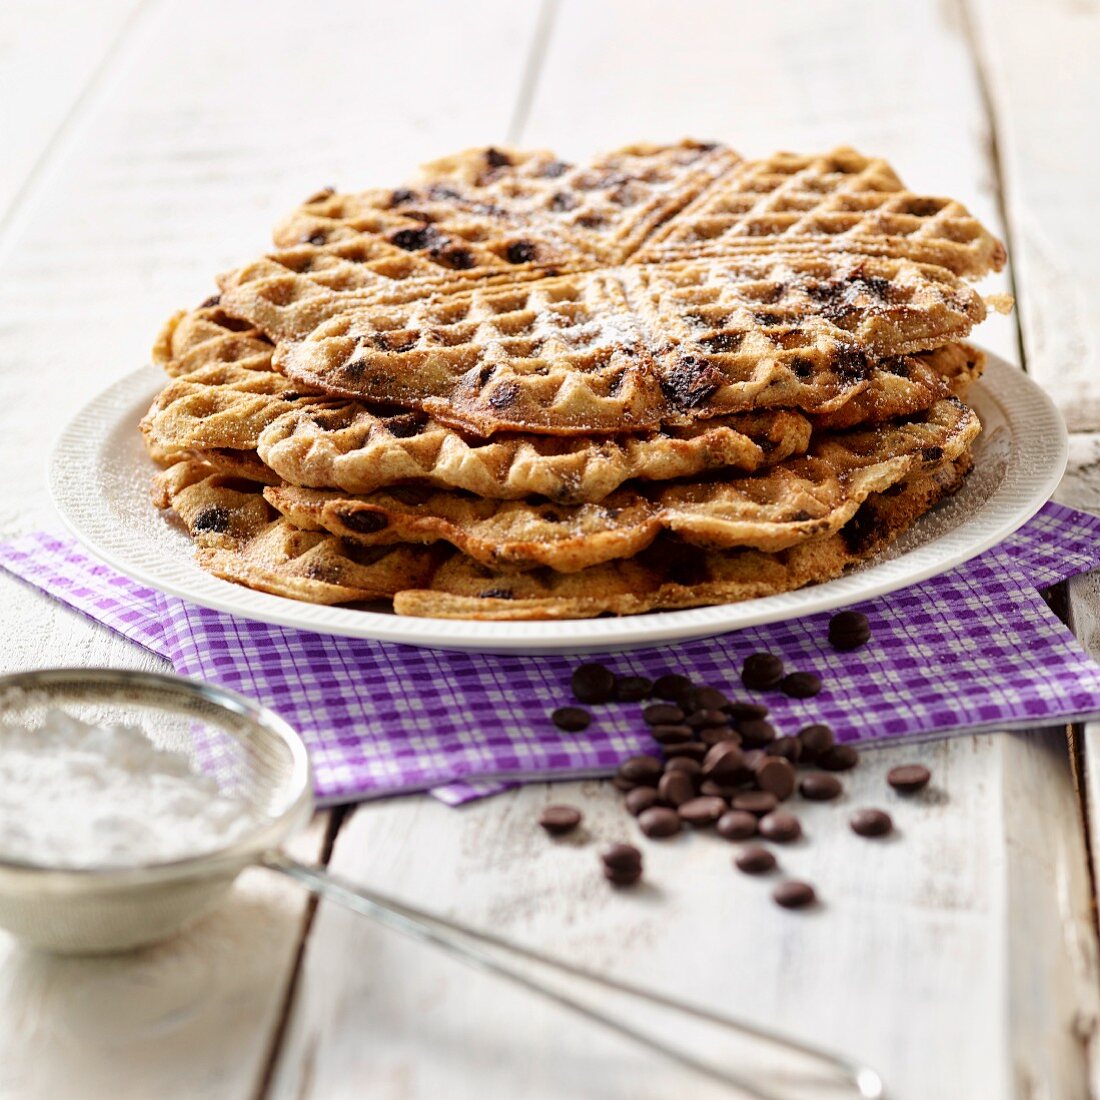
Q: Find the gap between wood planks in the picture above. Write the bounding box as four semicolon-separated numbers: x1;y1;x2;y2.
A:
252;806;348;1100
0;0;156;257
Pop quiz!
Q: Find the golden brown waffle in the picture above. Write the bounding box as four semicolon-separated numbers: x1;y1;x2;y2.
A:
273;256;985;435
153;459;438;603
263;398;979;572
393;452;972;619
636;148;1006;278
153;302;274;378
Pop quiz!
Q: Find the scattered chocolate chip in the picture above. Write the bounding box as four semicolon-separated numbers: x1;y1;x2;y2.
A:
772;880;816;909
624;786;660;816
797;723;835;760
551;706;590;732
539;805;582;835
741;653;785;690
649;723;695;745
691;686;730;711
663;757;702;779
653;673;694;702
887;764;931;793
614;675;652;702
799;773;843;801
728;702;770;721
662;741;707;761
685;709;729;729
701;741;745;783
391;225;435;251
600;842;642;872
769;736;802;764
485;147;512;167
759;811;802;843
829;610;871;650
780;671;822;699
735;846;777;875
638;806;682;838
603;865;643;886
617;755;664;785
737;719;777;747
440;247;476;269
716;810;758;841
389;187;416;206
612;775;636;793
643;702;686;726
658;769;697;807
699;726;739;747
572;663;616;704
818;744;860;772
753;756;796;800
678;796;728;827
731;791;779;817
850;808;893;837
700;780;739;799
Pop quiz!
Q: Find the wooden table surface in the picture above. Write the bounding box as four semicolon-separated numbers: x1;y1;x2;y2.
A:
1;2;1099;1097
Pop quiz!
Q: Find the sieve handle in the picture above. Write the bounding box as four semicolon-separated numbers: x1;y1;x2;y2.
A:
262;852;884;1099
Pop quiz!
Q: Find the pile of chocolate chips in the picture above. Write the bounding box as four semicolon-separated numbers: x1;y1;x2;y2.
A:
542;612;933;910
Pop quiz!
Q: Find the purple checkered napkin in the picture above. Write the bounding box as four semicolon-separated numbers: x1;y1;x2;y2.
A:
2;502;1100;807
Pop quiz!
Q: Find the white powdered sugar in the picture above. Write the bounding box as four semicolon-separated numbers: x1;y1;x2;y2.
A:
0;710;254;868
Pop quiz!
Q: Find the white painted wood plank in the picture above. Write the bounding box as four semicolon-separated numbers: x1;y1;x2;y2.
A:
521;0;1018;361
0;0;143;224
0;1;543;1098
967;0;1100;429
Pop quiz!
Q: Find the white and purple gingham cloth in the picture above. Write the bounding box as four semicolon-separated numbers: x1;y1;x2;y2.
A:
3;501;1100;807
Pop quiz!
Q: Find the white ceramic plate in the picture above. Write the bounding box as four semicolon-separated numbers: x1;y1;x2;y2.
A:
50;353;1066;654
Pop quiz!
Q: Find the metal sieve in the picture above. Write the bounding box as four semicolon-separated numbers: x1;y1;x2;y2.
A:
0;669;884;1099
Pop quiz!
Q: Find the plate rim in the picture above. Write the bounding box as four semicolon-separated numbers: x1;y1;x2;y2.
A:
48;351;1068;654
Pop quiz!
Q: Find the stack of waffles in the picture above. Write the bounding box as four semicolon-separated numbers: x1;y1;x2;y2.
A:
140;141;1005;619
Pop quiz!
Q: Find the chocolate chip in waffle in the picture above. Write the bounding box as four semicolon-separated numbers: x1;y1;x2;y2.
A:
262;397;979;572
392;451;973;619
152;458;438;604
636;147;1006;278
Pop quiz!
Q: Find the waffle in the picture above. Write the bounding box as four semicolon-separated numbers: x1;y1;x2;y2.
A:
153;302;274;378
393;452;972;619
263;397;978;572
636;148;1006;278
274;256;985;436
152;459;438;603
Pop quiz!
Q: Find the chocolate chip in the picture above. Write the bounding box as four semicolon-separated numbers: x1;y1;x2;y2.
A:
691;686;730;711
603;865;643;886
735;846;777;875
551;706;590;732
850;808;893;837
828;610;871;650
390;187;416;206
572;663;616;704
663;757;702;779
769;736;802;764
539;805;582;834
678;796;727;827
662;741;707;761
887;764;931;793
730;791;779;817
192;506;230;534
612;775;636;792
699;726;739;747
753;756;796;800
741;653;785;690
643;702;685;726
653;673;694;702
759;811;802;843
798;723;835;761
717;811;758;841
485;147;511;167
818;744;859;772
624;786;660;816
614;675;652;702
617;755;664;785
441;247;475;269
701;741;745;783
700;780;739;799
728;702;770;721
658;769;697;807
737;719;777;747
685;709;729;730
780;672;822;699
600;843;642;872
772;880;816;908
799;773;843;801
638;806;682;838
649;723;695;745
391;226;435;251
505;240;536;264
